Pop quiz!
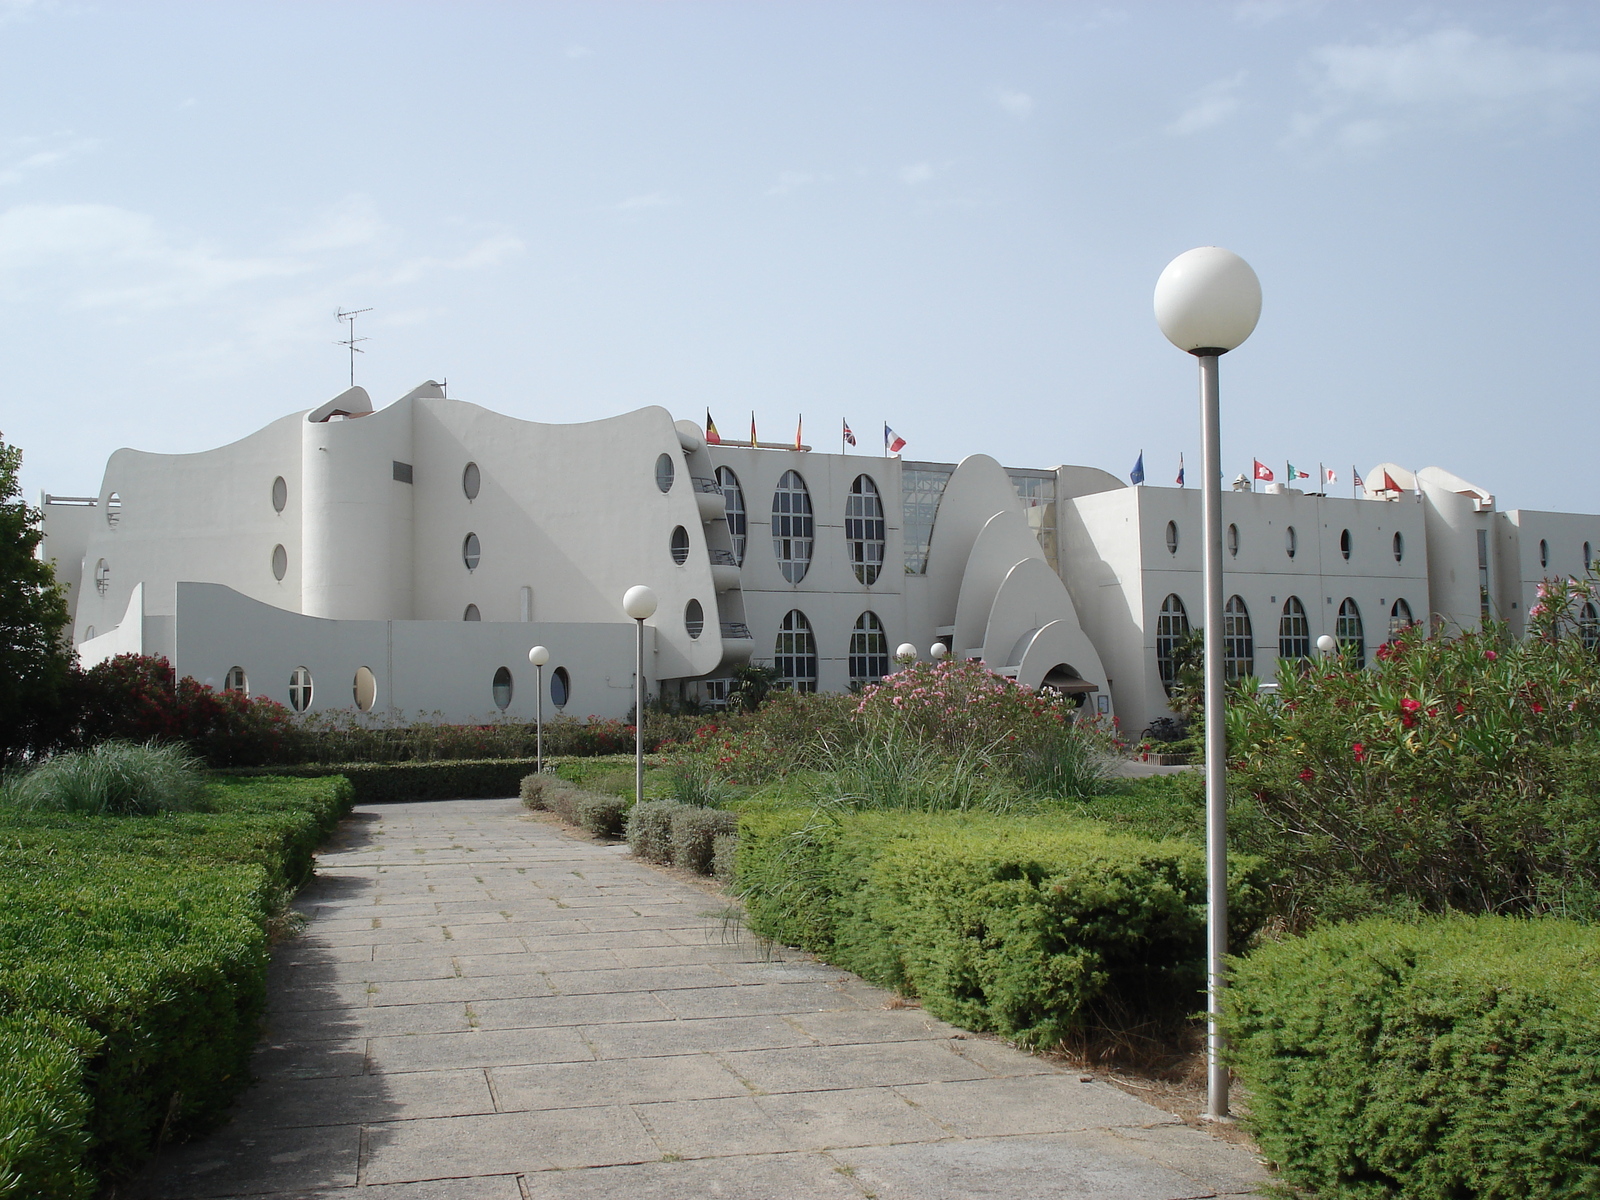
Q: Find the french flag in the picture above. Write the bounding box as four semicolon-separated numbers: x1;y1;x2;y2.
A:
884;424;906;456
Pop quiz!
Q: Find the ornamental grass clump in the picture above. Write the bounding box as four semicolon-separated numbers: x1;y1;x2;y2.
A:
1226;575;1600;924
4;740;207;816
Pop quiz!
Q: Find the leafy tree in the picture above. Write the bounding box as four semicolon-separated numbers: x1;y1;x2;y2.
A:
0;437;72;764
726;662;784;712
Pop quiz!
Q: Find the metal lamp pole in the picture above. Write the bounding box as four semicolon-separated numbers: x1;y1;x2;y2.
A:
622;586;658;807
1155;247;1262;1120
528;645;550;774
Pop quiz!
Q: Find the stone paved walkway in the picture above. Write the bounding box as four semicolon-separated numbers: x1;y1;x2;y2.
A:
133;798;1269;1199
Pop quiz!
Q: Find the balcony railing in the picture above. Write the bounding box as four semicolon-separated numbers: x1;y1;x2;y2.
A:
708;548;739;567
691;477;723;495
719;622;753;640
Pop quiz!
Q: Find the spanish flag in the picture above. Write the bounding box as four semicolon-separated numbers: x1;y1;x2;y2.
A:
705;409;721;445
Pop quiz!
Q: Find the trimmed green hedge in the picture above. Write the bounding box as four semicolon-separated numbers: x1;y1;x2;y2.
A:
735;809;1268;1046
219;757;536;804
0;775;353;1196
1225;915;1600;1200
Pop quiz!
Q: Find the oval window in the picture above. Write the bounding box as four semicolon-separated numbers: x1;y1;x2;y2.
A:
224;665;248;695
685;598;705;639
1286;526;1298;559
845;475;886;584
463;532;481;571
463;604;481;621
771;471;814;583
1539;538;1549;568
1340;529;1352;560
463;461;481;501
1165;521;1179;555
550;666;571;707
353;666;377;712
492;666;513;710
655;453;676;493
1394;531;1405;563
289;666;313;712
1586;541;1593;569
272;544;287;581
105;491;121;526
272;476;287;513
670;525;690;565
1226;523;1238;557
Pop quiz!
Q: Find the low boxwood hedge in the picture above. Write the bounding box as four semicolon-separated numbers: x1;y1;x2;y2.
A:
1225;914;1600;1200
0;774;353;1197
218;757;536;804
734;809;1269;1047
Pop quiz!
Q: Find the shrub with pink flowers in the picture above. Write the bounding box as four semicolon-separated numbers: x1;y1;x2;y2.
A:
1226;574;1600;925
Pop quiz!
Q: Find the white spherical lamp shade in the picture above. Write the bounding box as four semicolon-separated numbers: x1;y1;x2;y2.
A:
895;643;917;661
1316;634;1338;655
1154;247;1262;355
622;585;658;620
930;643;949;661
528;645;550;667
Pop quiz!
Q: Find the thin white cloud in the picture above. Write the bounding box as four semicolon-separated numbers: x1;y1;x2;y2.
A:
1168;72;1246;135
280;195;390;254
563;44;593;59
899;162;936;186
767;170;823;196
1294;28;1600;147
996;89;1034;119
0;0;40;29
382;232;523;285
612;191;675;211
0;135;97;186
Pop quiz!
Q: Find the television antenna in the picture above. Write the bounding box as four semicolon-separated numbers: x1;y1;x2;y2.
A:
335;308;372;388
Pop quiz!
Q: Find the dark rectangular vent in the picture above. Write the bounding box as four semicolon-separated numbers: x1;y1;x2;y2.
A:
392;461;414;484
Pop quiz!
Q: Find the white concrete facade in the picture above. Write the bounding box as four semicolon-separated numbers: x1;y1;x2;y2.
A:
40;383;1600;733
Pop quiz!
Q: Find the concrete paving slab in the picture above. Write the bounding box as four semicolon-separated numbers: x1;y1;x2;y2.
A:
363;1107;659;1181
234;1067;496;1128
893;1075;1181;1136
725;1040;995;1093
579;1014;820;1059
365;1025;595;1073
757;1085;955;1150
133;1122;359;1198
517;1152;864;1200
492;1053;747;1110
632;1094;800;1157
469;991;673;1030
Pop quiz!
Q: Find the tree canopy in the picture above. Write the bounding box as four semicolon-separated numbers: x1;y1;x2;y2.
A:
0;438;72;762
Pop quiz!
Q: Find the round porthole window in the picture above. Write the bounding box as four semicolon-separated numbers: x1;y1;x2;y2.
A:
492;666;513;710
353;666;377;712
289;666;313;712
1226;523;1238;557
463;604;481;621
463;462;481;501
463;532;481;571
271;476;287;513
670;525;690;565
685;598;705;639
655;453;676;493
550;666;571;707
1286;526;1298;559
271;544;287;581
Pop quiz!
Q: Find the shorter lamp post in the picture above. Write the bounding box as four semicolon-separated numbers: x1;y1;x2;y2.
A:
930;643;949;663
894;642;918;668
1317;634;1338;657
528;645;550;774
622;585;658;806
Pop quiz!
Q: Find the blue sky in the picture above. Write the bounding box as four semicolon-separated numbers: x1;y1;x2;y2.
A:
5;1;1598;513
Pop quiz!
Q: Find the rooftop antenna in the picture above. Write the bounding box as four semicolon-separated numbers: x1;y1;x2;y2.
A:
335;307;372;388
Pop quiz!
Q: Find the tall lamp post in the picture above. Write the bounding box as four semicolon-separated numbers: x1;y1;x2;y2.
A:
528;645;550;774
622;586;658;806
1154;246;1262;1120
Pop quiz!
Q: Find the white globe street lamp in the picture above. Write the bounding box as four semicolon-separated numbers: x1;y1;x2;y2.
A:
1155;246;1262;1121
894;642;918;666
1316;634;1338;656
930;643;949;662
622;586;658;806
528;645;550;774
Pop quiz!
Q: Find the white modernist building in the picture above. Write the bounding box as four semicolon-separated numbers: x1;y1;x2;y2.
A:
40;383;1600;736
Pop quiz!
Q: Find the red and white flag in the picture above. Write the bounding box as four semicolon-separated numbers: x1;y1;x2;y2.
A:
1353;469;1364;488
1253;459;1274;482
843;419;857;447
885;424;906;456
1381;470;1404;493
1325;467;1337;484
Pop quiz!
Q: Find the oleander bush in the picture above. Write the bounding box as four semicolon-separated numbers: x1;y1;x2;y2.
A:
2;740;207;816
0;774;352;1195
1225;914;1600;1200
735;808;1269;1047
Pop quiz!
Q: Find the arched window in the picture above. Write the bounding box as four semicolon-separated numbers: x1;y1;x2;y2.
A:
1393;531;1404;562
1286;526;1298;559
492;666;514;710
655;453;676;493
1337;598;1365;667
289;666;314;712
771;471;814;583
463;462;481;500
670;525;690;565
1223;596;1254;680
550;666;571;707
1539;538;1549;569
463;532;481;571
1339;529;1352;560
1165;520;1179;555
845;475;886;584
1390;598;1414;636
105;491;120;526
1227;523;1238;557
684;598;704;639
1581;602;1599;652
849;611;890;686
1279;597;1310;660
716;466;746;564
463;604;481;621
224;665;248;696
774;610;818;693
1155;594;1189;695
94;558;109;595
